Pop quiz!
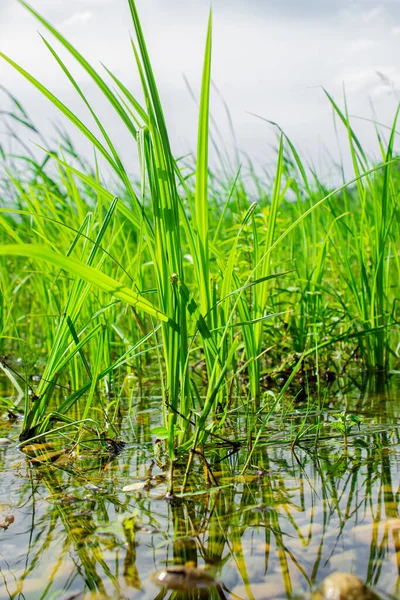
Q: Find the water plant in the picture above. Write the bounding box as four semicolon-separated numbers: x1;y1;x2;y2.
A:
329;411;362;450
0;0;399;479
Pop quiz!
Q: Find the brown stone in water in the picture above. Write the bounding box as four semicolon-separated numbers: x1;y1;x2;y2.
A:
153;566;217;590
0;515;14;529
313;572;381;600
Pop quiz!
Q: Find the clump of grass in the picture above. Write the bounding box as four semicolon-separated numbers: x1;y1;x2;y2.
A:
0;0;398;473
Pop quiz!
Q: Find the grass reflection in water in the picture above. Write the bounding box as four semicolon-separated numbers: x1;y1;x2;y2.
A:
0;377;399;600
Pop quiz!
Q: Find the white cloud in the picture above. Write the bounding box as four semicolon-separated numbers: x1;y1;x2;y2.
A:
70;0;113;3
62;11;93;27
361;5;385;22
1;0;400;179
350;39;377;51
333;67;400;96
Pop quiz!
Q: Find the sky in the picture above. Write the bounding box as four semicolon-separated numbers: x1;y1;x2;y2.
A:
0;0;399;181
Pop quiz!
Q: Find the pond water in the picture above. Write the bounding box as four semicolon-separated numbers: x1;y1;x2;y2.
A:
0;375;399;599
1;0;400;176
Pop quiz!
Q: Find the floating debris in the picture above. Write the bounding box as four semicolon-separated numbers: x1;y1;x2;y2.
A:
122;480;149;493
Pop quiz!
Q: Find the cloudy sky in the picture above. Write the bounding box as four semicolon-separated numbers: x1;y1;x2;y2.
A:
0;0;399;180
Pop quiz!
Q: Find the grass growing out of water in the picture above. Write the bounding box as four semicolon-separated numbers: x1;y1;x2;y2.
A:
0;0;399;475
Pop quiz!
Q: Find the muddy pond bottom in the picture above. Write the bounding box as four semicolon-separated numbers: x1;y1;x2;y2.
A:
0;378;400;599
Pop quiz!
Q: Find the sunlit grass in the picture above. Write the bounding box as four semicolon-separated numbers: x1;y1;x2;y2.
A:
0;0;398;472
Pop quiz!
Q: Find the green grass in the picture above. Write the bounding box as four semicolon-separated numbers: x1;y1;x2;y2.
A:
0;0;399;473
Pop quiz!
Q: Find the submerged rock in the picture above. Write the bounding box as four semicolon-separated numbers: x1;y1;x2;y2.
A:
313;572;381;600
153;566;217;590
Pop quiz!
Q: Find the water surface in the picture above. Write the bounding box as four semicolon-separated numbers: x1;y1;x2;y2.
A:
0;376;399;599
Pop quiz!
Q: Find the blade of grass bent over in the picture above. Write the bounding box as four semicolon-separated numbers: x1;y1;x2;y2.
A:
0;244;168;322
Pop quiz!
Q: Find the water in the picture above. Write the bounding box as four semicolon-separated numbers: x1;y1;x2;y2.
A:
0;376;399;599
1;0;400;177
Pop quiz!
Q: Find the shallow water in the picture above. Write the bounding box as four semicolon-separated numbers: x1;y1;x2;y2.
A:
0;376;399;599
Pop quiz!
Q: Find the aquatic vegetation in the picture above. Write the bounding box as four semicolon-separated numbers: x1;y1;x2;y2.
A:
0;0;398;475
0;3;399;599
329;411;362;450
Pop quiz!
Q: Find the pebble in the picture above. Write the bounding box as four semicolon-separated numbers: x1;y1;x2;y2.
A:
153;566;217;590
313;572;381;600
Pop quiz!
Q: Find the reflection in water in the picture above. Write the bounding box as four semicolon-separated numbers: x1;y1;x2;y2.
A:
0;376;399;599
